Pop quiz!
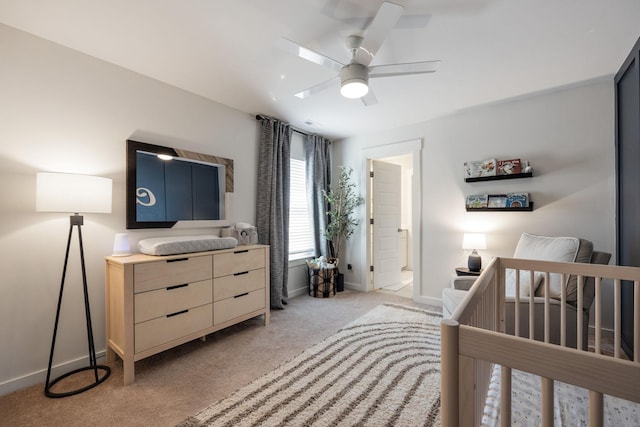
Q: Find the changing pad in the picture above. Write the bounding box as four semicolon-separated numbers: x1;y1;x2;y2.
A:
138;235;238;256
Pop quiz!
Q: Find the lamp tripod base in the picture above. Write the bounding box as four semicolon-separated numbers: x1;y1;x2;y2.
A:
44;214;111;398
44;365;110;398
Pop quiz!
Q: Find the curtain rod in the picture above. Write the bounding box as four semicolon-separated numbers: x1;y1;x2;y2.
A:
255;114;328;140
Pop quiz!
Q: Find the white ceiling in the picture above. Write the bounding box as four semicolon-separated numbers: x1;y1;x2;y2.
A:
2;0;640;139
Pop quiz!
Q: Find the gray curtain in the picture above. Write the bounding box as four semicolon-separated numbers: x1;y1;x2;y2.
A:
304;134;332;258
256;115;291;309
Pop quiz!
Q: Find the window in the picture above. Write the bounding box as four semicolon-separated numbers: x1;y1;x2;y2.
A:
289;135;314;260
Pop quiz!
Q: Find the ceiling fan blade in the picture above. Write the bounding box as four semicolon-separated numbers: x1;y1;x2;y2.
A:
369;60;440;78
279;38;344;73
361;89;378;106
294;76;340;99
354;2;404;66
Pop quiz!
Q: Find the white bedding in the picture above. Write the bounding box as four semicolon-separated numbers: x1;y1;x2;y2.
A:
483;364;640;426
138;235;238;256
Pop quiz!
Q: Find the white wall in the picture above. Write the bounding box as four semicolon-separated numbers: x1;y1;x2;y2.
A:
333;79;616;319
0;24;260;395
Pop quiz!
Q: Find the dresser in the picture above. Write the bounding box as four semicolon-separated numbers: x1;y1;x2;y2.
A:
105;244;269;385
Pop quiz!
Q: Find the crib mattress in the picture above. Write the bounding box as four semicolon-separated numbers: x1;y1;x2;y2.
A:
138;235;238;256
483;364;640;426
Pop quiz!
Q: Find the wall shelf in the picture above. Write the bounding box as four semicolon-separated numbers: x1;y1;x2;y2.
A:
465;172;533;183
466;202;534;212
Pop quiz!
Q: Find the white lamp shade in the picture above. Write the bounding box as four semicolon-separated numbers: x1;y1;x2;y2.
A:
36;172;112;213
462;233;487;250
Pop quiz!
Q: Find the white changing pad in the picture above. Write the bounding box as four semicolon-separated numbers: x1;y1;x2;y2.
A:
138;235;238;256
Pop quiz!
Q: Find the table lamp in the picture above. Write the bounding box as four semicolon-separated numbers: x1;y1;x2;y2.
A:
36;172;112;398
462;232;486;272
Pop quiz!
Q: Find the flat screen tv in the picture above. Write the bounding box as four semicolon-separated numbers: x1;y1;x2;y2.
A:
126;139;233;229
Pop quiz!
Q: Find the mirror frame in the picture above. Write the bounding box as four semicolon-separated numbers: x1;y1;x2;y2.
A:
126;139;234;229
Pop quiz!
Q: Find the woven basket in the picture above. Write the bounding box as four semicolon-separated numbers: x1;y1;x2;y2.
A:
308;267;336;298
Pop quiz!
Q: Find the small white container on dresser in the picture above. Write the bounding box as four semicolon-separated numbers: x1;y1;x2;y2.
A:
105;244;270;385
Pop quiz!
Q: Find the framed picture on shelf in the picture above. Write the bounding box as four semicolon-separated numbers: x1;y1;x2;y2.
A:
466;194;488;209
464;159;497;179
488;194;508;208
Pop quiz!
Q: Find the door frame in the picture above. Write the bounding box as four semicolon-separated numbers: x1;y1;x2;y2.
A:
361;139;423;302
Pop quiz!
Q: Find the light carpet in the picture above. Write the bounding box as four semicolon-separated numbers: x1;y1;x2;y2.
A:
177;303;442;427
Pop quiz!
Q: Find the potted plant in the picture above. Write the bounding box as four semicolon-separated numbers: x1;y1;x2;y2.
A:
322;166;364;291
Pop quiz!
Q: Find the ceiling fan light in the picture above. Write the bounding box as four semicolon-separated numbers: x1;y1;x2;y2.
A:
340;63;369;99
341;80;368;98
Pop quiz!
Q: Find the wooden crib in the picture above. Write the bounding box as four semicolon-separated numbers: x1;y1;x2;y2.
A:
441;257;640;426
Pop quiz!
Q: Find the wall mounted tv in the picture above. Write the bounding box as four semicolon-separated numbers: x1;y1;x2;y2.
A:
126;139;233;229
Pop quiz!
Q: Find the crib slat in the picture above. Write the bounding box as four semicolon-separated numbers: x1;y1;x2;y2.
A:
541;377;554;426
595;277;602;354
500;366;511;427
529;270;535;340
577;276;584;351
589;390;603;427
560;272;566;347
544;271;550;344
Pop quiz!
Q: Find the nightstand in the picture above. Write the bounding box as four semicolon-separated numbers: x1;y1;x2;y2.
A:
455;267;483;276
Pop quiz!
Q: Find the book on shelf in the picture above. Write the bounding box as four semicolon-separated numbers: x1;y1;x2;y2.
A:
488;194;508;208
506;193;529;208
497;159;522;175
466;194;488;209
464;159;497;179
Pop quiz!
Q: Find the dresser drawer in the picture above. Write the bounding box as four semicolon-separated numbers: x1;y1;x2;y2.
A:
135;279;213;324
213;269;265;302
134;256;212;293
214;289;265;325
135;303;212;353
213;248;265;278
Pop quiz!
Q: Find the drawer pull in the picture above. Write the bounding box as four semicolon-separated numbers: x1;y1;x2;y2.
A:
234;271;249;276
234;292;249;299
167;309;189;318
167;258;189;263
234;249;249;254
167;283;188;291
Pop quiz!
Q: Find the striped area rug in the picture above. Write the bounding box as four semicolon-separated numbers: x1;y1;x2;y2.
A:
177;303;442;427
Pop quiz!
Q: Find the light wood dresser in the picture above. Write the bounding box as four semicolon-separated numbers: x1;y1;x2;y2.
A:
105;244;269;385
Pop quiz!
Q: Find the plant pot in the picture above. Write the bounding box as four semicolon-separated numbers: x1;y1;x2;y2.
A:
336;272;345;292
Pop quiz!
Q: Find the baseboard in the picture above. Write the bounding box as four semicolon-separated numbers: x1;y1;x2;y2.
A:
0;350;107;397
287;286;309;299
344;281;366;292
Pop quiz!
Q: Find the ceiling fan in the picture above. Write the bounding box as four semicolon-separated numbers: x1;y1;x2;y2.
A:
281;1;440;106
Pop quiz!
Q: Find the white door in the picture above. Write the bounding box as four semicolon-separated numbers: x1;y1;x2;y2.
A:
372;160;402;289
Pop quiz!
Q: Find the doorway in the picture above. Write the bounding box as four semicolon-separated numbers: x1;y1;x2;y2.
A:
370;156;413;295
361;139;422;302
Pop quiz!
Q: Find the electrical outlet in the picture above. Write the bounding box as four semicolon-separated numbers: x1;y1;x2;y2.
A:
347;264;352;270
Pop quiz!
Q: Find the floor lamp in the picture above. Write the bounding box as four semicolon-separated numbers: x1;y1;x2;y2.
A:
36;172;112;398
